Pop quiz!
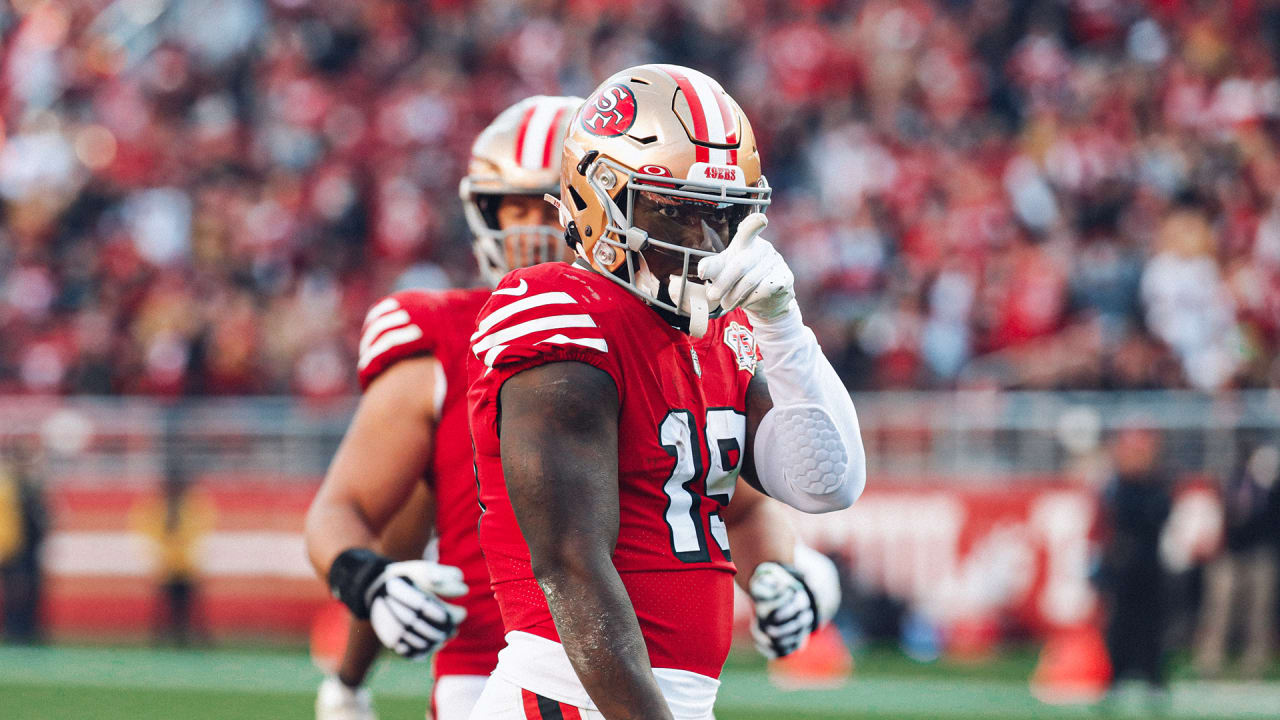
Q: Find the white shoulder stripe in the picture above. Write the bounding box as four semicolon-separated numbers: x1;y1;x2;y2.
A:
482;344;507;368
471;292;577;341
480;333;609;369
537;334;609;352
493;279;528;297
359;309;412;356
471;314;597;354
364;297;401;324
358;324;425;371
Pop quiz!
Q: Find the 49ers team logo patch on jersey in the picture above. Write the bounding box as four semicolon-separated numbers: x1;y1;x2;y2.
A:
581;83;637;137
722;321;757;375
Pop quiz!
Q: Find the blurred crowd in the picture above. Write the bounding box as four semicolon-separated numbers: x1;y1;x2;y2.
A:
3;0;1280;395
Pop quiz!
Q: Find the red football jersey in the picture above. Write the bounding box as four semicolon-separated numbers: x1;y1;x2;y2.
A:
466;262;762;679
357;288;504;678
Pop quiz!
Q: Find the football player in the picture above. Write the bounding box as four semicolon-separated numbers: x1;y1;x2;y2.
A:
306;95;583;720
466;65;865;720
306;93;841;720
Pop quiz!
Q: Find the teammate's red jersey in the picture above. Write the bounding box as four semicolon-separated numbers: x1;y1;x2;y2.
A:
357;288;503;678
466;262;762;679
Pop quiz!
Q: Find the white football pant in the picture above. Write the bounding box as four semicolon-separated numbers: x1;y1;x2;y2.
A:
431;674;488;720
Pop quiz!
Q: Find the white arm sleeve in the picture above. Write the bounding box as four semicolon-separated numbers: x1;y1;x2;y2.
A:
792;541;842;626
750;301;865;513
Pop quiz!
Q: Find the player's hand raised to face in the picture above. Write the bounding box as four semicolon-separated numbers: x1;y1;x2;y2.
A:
696;213;795;321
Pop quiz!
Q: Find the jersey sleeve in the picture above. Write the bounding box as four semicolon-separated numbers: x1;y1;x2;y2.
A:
356;291;440;391
468;269;622;392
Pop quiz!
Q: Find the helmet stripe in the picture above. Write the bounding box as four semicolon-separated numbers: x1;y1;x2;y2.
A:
685;72;735;165
540;106;569;169
659;66;708;141
658;65;713;162
658;65;739;165
711;82;737;144
513;103;538;167
519;102;561;170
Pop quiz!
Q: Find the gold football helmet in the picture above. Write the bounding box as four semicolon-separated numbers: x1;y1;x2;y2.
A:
460;95;584;286
556;64;770;332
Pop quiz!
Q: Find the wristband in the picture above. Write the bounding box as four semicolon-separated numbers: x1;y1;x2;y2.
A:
327;547;389;620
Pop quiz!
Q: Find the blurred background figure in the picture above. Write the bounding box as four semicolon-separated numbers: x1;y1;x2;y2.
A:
1097;427;1171;702
1194;438;1280;679
0;435;49;645
130;409;216;647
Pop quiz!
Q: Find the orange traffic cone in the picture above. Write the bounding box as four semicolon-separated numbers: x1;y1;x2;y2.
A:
768;624;855;689
1029;623;1112;705
310;600;352;674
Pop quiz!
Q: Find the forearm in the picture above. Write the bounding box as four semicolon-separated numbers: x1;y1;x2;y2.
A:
750;302;866;513
725;492;795;593
375;481;435;561
336;619;382;687
305;495;381;580
536;557;673;720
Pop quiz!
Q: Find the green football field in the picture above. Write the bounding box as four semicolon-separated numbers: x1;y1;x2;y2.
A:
2;644;1278;719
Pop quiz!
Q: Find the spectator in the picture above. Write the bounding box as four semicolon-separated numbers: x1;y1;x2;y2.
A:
1194;439;1280;679
0;435;49;644
130;413;216;647
1140;197;1243;390
1097;427;1172;705
1;2;1280;393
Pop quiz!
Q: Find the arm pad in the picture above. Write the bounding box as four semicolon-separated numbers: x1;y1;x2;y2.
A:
750;301;865;513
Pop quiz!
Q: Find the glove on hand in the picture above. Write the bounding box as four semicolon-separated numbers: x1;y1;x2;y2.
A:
328;549;468;661
748;561;820;659
696;213;795;322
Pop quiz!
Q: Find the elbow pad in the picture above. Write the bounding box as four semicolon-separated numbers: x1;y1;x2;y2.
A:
750;302;866;513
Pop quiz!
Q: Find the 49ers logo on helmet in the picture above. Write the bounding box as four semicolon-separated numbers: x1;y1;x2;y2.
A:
580;83;637;137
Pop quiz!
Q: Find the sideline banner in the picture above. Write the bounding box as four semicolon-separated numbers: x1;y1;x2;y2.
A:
37;479;1221;639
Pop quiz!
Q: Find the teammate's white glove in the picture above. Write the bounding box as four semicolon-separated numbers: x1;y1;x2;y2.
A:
749;562;819;659
316;675;376;720
327;549;468;661
696;213;795;321
367;560;468;660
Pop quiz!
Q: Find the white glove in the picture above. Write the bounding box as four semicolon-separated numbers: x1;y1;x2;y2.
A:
696;213;795;321
749;561;819;659
316;675;376;720
366;560;468;661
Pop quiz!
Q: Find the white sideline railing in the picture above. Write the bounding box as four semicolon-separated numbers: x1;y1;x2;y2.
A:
3;390;1277;484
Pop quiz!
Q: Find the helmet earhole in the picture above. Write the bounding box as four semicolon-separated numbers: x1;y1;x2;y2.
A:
584;226;592;237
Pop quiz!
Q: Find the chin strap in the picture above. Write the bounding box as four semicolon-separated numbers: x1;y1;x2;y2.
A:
668;275;710;338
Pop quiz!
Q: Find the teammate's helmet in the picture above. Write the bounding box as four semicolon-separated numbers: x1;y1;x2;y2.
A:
558;65;770;329
460;95;584;287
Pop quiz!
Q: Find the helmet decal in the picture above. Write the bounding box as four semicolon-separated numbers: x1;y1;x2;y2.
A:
515;103;572;170
580;83;638;137
656;64;740;164
636;164;676;189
